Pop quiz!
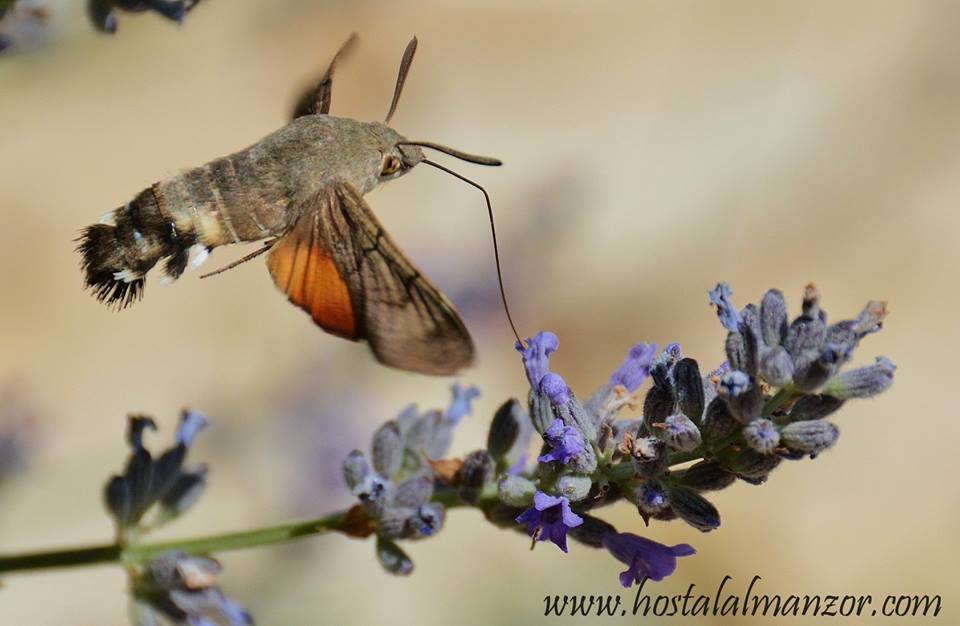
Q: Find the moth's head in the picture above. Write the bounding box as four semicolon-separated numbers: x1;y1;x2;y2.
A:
367;36;501;186
365;122;425;183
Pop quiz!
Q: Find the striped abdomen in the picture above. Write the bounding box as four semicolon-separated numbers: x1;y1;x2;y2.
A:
78;152;292;308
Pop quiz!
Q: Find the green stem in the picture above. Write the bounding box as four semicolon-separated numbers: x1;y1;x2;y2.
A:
0;510;349;575
0;487;485;576
0;544;122;574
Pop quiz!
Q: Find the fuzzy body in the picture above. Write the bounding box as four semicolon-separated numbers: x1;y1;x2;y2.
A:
79;115;420;307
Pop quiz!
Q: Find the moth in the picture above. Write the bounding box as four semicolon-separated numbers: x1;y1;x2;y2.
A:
79;34;517;375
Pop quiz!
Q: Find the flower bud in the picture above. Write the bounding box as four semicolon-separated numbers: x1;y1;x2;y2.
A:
634;481;669;515
787;394;845;422
404;410;440;456
760;346;795;387
371;421;404;479
725;326;758;376
680;460;736;492
642;384;676;427
724;448;781;480
342;450;370;491
498;475;536;507
393;473;434;508
459;450;494;504
793;348;839;392
781;420;839;454
376;536;413;576
760;289;788;347
529;389;556;435
568;443;598;475
852;300;887;336
742;418;780;454
556;475;593;503
667;485;720;532
632;436;668;478
823;357;896;399
487;399;522;461
562;393;599;443
354;473;391;517
159;464;208;518
701;397;740;443
377;506;414;539
718;371;764;423
674;358;705;423
407;503;445;538
104;475;131;527
659;414;702;452
784;316;827;362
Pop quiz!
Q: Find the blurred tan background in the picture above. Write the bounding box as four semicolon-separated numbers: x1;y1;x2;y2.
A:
1;1;958;624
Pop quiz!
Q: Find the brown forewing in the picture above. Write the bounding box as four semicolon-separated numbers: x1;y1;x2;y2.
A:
266;183;475;375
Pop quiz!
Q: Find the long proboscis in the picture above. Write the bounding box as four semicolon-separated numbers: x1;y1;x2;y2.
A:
420;158;522;346
400;141;502;166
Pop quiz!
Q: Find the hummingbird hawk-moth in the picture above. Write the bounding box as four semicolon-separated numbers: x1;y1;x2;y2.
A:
78;34;516;375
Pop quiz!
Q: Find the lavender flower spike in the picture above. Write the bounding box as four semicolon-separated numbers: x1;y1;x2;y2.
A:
601;532;696;587
537;418;585;465
709;282;741;332
609;342;658;392
516;491;583;552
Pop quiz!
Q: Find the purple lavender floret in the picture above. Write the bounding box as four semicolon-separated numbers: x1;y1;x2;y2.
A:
601;531;696;587
516;491;583;552
537;418;585;464
516;331;559;388
709;282;741;332
609;342;658;392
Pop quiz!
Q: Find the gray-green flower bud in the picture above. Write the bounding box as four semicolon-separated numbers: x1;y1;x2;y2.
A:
459;449;494;504
556;475;593;503
760;289;788;347
393;473;433;508
742;418;780;454
342;450;371;491
659;414;702;452
781;420;839;454
701;396;740;443
376;536;413;576
497;475;536;507
787;394;845;421
667;485;720;532
371;421;404;479
760;346;795;387
680;460;736;492
823;357;896;399
632;436;668;478
487;399;522;461
674;358;705;423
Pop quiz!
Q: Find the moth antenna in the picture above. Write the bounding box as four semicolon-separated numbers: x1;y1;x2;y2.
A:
399;141;502;166
421;158;523;346
385;36;418;124
199;242;273;279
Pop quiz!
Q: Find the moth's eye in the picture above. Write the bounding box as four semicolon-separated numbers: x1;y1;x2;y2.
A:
381;155;402;176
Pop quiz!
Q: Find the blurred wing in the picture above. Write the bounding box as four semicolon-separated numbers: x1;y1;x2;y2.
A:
291;33;358;119
266;183;474;375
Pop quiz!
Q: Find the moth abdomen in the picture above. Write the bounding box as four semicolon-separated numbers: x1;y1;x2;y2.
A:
78;185;201;309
